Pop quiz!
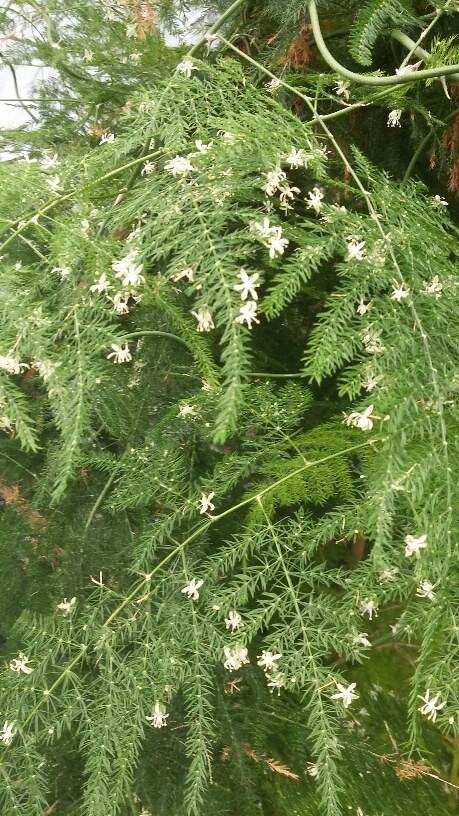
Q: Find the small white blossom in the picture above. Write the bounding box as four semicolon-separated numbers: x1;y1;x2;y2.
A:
164;155;195;176
267;670;286;694
57;597;76;614
90;273;112;293
100;132;115;145
359;599;378;619
306;187;324;213
10;652;33;674
178;404;196;418
225;611;243;631
265;77;281;93
362;373;381;392
387;109;402;127
81;219;90;236
223;645;250;671
416;580;436;601
356;299;372;316
235;300;260;330
0;721;15;745
112;250;145;288
109;293;130;314
83;49;93;63
433;194;448;208
0;356;28;375
262;166;287;197
344;405;374;432
192;308;214;332
379;566;399;583
131;52;142;65
306;762;319;778
197;492;215;514
352;633;371;647
257;651;282;671
107;343;132;364
250;218;289;258
404;533;427;559
362;331;385;353
125;22;138;38
334;80;350;101
418;690;446;722
172;266;194;282
146;702;169;728
423;275;443;296
346;239;366;261
331;682;359;708
47;175;62;194
181;578;204;600
141;161;155;176
176;60;198;78
391;282;410;301
194;139;212;153
285;147;309;168
234;269;259;300
40;153;60;170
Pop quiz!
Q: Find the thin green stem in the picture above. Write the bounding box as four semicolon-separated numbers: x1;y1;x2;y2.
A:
308;0;459;86
396;8;444;69
187;0;247;57
401;107;459;185
124;330;190;349
84;470;117;531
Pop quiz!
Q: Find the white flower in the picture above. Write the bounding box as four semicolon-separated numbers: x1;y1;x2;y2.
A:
344;405;374;432
423;275;443;296
194;139;212;153
262;166;287;197
181;578;204;600
178;404;196;418
250;218;289;258
0;721;15;745
418;690;446;722
225;611;243;631
125;22;138;38
100;132;115;145
331;682;359;708
279;183;300;212
433;194;448;207
107;343;132;364
379;566;399;583
0;356;28;375
267;232;288;258
346;239;366;261
83;49;93;63
141;161;155;176
47;175;62;194
197;492;215;514
359;599;378;619
109;293;130;314
172;266;194;282
192;308;214;332
265;77;281;93
404;533;427;559
234;269;260;301
112;251;145;288
306;187;324;213
362;373;381;392
223;645;250;671
416;580;436;600
176;60;198;78
391;282;410;301
352;633;371;647
146;702;169;728
285;147;309;168
387;109;402;127
334;80;350;101
362;331;385;353
235;300;260;330
40;153;60;170
257;651;282;671
267;670;286;694
57;597;76;614
356;299;372;316
131;52;142;65
306;762;319;778
164;155;195;176
10;652;33;674
90;273;112;293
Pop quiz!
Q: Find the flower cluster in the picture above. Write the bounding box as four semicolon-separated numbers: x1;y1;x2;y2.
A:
250;218;289;259
0;355;28;375
262;165;300;213
223;645;250;671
